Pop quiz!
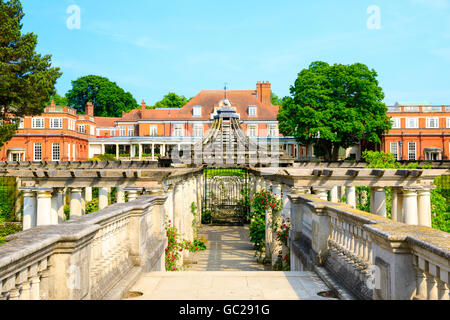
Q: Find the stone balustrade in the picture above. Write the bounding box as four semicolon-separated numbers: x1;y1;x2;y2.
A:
0;195;168;300
288;193;450;300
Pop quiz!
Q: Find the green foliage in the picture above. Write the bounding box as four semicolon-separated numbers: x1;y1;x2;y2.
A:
66;75;138;117
363;151;397;169
191;202;199;238
278;61;391;161
89;154;118;161
85;199;98;215
0;0;61;148
0;177;16;221
47;92;68;106
150;93;190;109
271;92;282;106
183;239;207;252
0;222;22;245
201;208;212;224
249;189;282;257
64;204;70;220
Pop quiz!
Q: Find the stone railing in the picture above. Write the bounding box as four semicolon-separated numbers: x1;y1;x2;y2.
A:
288;193;450;300
0;195;168;300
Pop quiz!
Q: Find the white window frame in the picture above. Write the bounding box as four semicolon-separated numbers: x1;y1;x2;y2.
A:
193;106;202;117
248;124;258;137
52;143;60;161
173;124;184;137
78;124;86;134
150;125;158;136
128;127;135;137
32;118;45;129
426;117;439;129
268;124;278;137
119;127;126;137
248;106;257;117
68;119;75;131
34;143;42;161
18;118;24;129
193;124;203;137
391;117;401;129
50;118;63;129
390;142;399;160
406;118;418;129
446;118;450;128
90;126;95;136
408;142;417;161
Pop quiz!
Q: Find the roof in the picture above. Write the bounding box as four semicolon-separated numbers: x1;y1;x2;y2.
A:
94;117;121;127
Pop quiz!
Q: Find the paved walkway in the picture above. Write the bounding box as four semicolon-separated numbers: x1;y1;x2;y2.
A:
126;226;336;300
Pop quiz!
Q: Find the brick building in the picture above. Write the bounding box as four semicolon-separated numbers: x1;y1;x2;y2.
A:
0;101;95;162
383;103;450;161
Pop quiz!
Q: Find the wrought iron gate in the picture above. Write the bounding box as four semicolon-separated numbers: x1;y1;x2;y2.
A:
202;167;249;225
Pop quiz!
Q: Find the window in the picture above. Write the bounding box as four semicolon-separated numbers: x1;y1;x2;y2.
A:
52;143;60;161
268;125;278;137
426;117;439;128
173;124;184;137
32;118;45;129
119;127;126;136
68;119;75;131
406;118;418;129
50;118;62;129
446;106;450;112
78;125;85;133
390;142;399;160
248;106;257;117
248;125;258;137
128;127;135;137
110;130;115;136
193;124;203;137
193;106;202;117
447;118;450;128
150;125;158;136
90;126;95;136
391;118;401;129
404;106;419;112
18;118;24;129
408;142;416;161
34;143;42;161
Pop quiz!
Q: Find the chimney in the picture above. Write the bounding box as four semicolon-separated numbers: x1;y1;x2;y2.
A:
50;100;56;107
256;81;271;105
85;102;94;117
141;99;146;110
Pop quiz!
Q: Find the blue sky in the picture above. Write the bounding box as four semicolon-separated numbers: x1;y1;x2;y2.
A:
20;0;450;106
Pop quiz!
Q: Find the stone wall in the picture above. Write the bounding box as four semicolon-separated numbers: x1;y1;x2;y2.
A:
288;194;450;300
0;195;168;300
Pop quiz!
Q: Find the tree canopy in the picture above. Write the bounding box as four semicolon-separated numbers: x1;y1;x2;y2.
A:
66;75;138;117
278;61;391;161
47;92;68;106
150;92;191;109
0;0;61;148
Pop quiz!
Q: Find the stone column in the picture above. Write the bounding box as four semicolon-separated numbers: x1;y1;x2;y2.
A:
81;188;86;216
126;188;141;202
403;189;419;226
282;184;292;220
115;144;119;159
50;188;65;225
21;189;36;230
397;189;405;223
36;188;53;226
313;188;329;201
85;187;93;202
256;177;262;193
391;187;399;222
116;188;126;204
373;187;387;218
330;186;339;203
138;144;143;161
70;188;83;218
346;186;357;208
417;188;432;228
98;187;109;210
152;143;155;160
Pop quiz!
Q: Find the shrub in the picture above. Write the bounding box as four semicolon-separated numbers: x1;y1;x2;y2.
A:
0;223;22;245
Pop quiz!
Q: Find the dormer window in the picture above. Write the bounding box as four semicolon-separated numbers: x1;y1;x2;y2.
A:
193;106;202;117
248;106;257;117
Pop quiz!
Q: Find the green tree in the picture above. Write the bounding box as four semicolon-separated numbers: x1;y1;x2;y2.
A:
47;92;68;106
271;92;282;106
0;0;61;148
278;61;392;161
66;75;138;117
150;93;190;109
